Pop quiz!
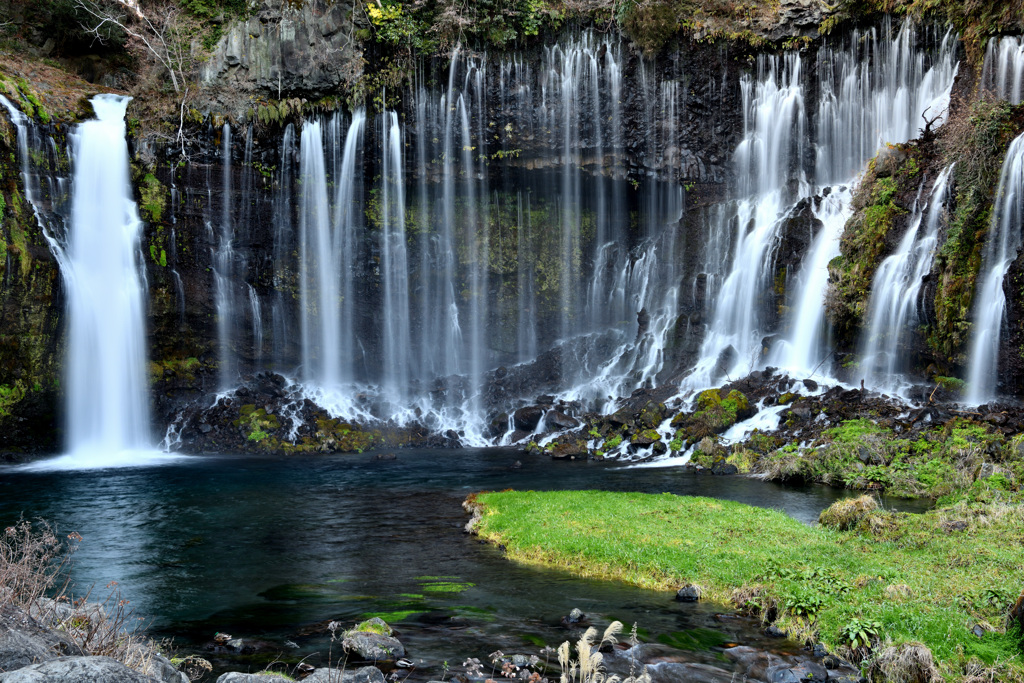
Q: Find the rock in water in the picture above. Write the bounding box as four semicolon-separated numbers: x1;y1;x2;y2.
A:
342;633;405;662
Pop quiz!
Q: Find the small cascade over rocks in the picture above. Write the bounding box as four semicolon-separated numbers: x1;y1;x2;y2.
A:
966;134;1024;405
861;165;954;393
982;36;1024;104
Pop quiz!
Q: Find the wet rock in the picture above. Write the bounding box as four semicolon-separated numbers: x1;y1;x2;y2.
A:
710;460;739;475
788;402;812;421
549;440;588;460
644;661;738;683
713;346;738;379
801;379;818;392
342;632;405;663
217;674;292;683
513;406;545;432
723;646;785;680
675;585;701;602
764;625;787;638
548;411;580;430
303;666;386;683
0;656;157;682
561;608;588;627
766;661;829;682
373;452;397;461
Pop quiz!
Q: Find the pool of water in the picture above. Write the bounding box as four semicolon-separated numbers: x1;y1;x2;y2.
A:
0;450;911;677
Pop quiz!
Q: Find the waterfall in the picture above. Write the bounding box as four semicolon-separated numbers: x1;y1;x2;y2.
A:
965;134;1024;404
380;110;411;406
771;187;853;375
215;124;236;390
247;283;263;365
689;54;806;386
298;118;342;386
64;95;151;459
982;36;1024;103
861;165;953;390
769;20;957;379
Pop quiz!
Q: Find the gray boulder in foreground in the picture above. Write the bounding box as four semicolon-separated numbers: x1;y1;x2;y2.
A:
216;673;294;683
0;604;83;673
303;665;386;683
0;655;159;682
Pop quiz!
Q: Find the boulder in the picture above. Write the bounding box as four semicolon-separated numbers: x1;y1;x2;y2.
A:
341;633;405;662
217;674;292;683
547;411;581;430
645;661;739;683
675;585;701;602
0;656;158;682
0;604;82;673
304;666;385;683
513;406;545;432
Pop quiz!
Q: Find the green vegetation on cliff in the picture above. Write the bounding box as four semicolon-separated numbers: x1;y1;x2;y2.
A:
931;101;1024;363
470;489;1024;681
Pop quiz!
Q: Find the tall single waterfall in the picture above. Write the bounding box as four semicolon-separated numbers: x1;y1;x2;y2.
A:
215;123;236;390
861;165;954;390
64;95;151;457
965;134;1024;404
982;36;1024;104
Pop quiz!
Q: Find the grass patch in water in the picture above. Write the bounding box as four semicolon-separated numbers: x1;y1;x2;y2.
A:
359;609;424;623
420;580;475;593
470;490;1024;679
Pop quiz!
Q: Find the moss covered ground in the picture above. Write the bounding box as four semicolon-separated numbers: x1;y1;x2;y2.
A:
470;489;1024;680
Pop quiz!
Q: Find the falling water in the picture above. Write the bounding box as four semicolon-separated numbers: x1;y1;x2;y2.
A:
982;36;1024;104
690;54;806;386
965;134;1024;404
64;95;151;459
247;283;263;364
861;165;953;390
215;124;236;390
380;110;411;406
771;186;853;375
298;119;341;385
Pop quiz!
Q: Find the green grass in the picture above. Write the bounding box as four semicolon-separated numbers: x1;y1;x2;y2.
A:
471;490;1024;679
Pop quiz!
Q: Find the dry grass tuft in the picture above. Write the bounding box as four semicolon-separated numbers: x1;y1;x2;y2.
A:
866;642;941;683
818;495;879;531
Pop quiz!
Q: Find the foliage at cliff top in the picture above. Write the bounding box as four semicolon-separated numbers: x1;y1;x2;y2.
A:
470;489;1024;681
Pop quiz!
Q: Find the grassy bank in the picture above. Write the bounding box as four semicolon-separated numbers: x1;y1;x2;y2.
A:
469;490;1024;680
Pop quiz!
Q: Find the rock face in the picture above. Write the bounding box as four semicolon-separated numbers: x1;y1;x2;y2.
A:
0;655;158;682
200;0;363;101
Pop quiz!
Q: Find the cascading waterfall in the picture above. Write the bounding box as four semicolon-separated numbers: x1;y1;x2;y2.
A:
770;186;853;375
861;165;953;390
770;21;957;377
982;36;1024;104
64;95;151;460
965;134;1024;404
689;54;806;386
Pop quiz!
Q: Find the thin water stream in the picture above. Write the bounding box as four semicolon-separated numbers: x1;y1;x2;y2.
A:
0;451;921;677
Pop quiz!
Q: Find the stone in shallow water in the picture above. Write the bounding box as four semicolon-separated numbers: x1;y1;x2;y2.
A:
675;585;701;602
342;633;405;662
